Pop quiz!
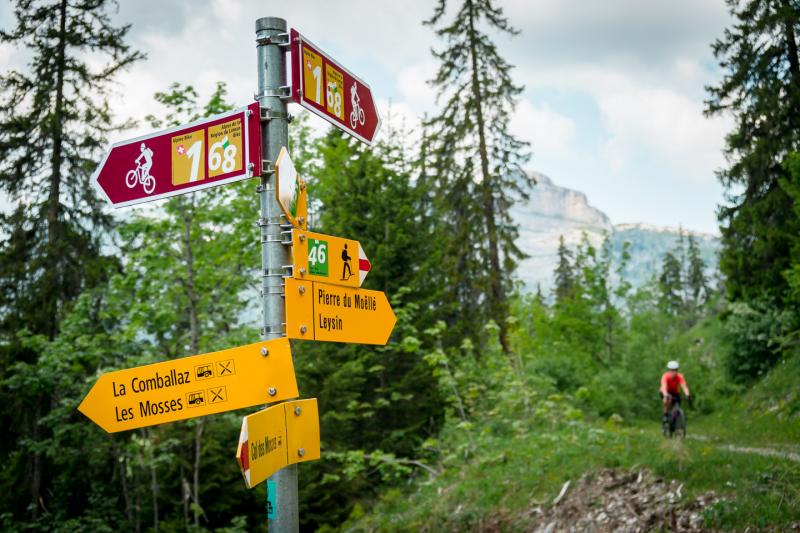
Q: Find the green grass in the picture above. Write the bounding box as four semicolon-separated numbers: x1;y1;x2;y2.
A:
344;327;800;531
346;415;800;532
687;351;800;449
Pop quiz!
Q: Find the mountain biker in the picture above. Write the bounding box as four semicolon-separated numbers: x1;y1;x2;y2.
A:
660;360;690;427
136;143;154;179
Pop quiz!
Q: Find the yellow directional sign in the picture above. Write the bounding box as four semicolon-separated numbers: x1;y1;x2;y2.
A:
292;229;371;288
78;339;299;433
237;398;321;489
274;147;307;230
285;278;396;345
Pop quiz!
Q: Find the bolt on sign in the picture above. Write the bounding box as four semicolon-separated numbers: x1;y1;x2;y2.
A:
284;278;396;345
78;338;298;433
293;229;371;288
289;29;380;145
237;398;321;489
92;103;261;208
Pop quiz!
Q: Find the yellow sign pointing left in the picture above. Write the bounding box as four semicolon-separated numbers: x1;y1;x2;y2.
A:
78;338;299;433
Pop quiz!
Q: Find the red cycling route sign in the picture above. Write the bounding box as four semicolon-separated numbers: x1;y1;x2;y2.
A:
289;28;380;146
92;103;261;208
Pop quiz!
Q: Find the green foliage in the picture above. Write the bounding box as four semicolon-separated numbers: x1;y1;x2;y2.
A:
348;296;800;532
722;297;793;382
290;122;445;529
0;0;144;522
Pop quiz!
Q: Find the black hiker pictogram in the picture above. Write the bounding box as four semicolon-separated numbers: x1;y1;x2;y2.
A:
341;243;353;280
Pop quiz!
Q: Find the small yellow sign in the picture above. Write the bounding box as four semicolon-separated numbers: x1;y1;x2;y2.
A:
207;118;243;178
171;129;205;185
302;46;324;107
293;230;368;288
285;279;396;345
78;339;299;433
325;64;344;121
237;399;321;489
274;147;307;229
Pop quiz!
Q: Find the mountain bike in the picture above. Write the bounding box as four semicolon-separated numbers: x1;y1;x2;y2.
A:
662;394;687;438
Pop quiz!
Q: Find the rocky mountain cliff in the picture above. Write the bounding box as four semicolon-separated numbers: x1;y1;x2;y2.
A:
511;172;719;294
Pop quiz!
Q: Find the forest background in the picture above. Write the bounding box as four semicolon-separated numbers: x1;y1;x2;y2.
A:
1;0;799;531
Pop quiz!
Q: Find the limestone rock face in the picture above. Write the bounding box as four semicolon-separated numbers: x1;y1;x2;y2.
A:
520;172;613;230
511;171;719;294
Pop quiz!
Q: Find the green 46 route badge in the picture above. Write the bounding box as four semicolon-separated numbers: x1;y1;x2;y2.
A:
292;230;370;288
307;238;328;276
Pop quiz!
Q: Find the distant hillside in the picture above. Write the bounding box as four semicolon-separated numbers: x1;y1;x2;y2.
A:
610;223;719;289
512;172;720;294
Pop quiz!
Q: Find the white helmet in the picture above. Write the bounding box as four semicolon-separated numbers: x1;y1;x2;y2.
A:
667;360;679;370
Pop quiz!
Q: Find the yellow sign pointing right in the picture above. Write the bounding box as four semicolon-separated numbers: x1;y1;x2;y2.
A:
285;278;396;345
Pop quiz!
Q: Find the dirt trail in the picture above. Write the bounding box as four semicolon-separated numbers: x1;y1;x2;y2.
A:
688;434;800;463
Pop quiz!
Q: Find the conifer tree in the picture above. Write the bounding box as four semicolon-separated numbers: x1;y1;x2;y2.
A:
686;234;709;306
705;0;800;303
296;124;444;526
554;235;575;302
0;0;143;518
424;0;533;351
659;252;684;314
0;0;144;337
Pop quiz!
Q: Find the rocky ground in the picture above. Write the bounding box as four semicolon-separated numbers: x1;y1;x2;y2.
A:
525;468;723;532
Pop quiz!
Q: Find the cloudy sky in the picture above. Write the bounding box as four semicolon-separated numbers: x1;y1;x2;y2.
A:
0;0;734;234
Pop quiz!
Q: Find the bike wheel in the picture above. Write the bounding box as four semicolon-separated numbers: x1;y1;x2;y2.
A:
349;110;357;129
358;107;365;125
143;175;156;194
676;409;686;438
126;169;138;188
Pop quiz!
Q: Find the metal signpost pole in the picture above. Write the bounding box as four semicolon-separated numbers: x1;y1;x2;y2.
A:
255;17;297;532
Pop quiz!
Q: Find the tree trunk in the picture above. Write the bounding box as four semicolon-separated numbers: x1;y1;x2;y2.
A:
46;0;68;326
782;1;800;127
29;0;68;519
151;460;159;532
193;421;204;527
117;445;133;530
142;428;159;532
181;199;203;528
466;0;509;352
606;310;613;364
134;469;141;533
783;1;800;81
181;472;189;530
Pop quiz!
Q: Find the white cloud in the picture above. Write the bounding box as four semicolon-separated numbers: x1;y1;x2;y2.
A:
515;63;730;183
395;61;438;117
510;100;575;158
589;70;730;180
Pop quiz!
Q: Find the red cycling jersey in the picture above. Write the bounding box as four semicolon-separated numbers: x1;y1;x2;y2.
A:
660;371;686;396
